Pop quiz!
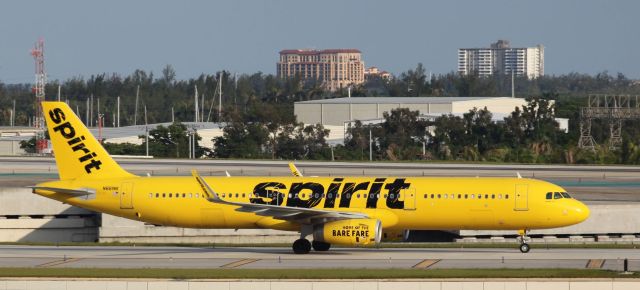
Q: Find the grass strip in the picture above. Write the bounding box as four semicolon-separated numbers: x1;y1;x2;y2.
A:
0;268;637;279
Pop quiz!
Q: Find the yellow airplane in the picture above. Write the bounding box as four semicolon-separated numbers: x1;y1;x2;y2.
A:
32;101;590;254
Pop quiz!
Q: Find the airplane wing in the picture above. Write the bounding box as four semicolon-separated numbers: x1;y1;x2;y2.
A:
29;186;96;197
192;170;367;225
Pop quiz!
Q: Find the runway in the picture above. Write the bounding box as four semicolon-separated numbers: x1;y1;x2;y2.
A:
0;245;638;270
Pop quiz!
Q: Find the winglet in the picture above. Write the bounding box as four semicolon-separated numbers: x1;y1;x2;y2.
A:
289;163;303;177
516;172;522;179
191;170;220;201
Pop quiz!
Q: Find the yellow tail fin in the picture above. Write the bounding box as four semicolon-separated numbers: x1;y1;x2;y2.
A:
43;101;135;180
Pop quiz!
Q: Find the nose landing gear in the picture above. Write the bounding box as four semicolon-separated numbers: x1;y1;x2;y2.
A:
517;229;531;253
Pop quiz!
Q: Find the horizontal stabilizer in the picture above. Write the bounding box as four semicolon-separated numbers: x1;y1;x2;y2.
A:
29;186;96;196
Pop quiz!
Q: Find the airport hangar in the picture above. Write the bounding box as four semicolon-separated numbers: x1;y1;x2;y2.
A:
295;96;527;125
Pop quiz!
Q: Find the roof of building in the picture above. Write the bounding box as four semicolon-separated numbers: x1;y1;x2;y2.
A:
280;49;361;55
295;96;517;105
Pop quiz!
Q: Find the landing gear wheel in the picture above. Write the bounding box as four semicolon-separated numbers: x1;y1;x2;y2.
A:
519;243;530;253
312;241;331;251
292;239;311;254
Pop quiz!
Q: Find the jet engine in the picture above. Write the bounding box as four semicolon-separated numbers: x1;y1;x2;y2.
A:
313;219;382;246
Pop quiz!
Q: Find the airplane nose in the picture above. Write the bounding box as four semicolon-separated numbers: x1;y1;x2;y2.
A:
573;201;590;224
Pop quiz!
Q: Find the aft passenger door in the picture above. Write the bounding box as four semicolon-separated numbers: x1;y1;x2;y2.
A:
514;184;528;211
120;182;134;209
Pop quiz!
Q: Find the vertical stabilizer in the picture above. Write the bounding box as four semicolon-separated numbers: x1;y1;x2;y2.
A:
42;101;135;180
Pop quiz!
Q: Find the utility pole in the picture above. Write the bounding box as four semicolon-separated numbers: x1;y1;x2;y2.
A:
144;105;149;157
117;96;120;127
57;84;61;101
85;98;89;126
194;85;199;123
11;100;15;127
369;128;372;161
218;72;223;122
134;85;139;126
171;107;175;123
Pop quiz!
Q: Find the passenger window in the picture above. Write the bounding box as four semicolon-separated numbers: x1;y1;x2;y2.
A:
458;194;461;199
431;194;434;199
471;194;475;199
162;193;166;198
485;194;489;199
478;194;482;199
242;193;246;198
546;192;552;200
437;194;441;199
424;194;427;199
554;192;562;199
169;193;172;198
498;194;502;199
505;194;509;199
464;194;468;199
357;194;360;198
189;193;192;198
182;193;185;198
444;194;448;199
491;194;495;199
561;192;571;198
195;193;199;198
155;193;159;198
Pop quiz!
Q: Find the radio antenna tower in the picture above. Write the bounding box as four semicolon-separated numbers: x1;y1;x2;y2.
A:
31;37;47;153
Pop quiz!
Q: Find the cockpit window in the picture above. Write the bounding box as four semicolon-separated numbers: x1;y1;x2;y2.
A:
553;192;562;199
546;192;553;200
561;192;571;198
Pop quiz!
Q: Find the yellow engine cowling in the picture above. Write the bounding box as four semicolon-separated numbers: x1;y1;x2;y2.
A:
312;219;382;246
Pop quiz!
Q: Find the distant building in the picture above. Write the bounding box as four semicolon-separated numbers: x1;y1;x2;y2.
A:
458;40;544;79
277;49;365;91
364;67;392;81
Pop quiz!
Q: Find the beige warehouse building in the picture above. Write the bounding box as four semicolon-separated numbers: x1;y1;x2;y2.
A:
294;97;528;126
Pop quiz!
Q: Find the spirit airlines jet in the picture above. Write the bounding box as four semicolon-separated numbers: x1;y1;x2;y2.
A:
32;102;590;254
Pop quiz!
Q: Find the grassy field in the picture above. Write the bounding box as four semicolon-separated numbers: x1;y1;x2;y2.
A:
0;268;637;279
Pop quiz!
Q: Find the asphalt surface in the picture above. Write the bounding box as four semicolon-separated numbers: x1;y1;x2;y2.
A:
0;245;638;270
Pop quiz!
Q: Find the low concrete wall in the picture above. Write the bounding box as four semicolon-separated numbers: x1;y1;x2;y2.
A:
1;279;639;290
99;213;298;244
0;188;97;242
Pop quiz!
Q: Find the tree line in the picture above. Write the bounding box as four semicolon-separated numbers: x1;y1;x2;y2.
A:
3;64;640;164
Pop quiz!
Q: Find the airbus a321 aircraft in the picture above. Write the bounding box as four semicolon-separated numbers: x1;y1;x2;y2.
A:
32;101;590;254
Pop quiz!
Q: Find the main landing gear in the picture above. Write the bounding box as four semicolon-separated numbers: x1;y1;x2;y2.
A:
292;239;332;254
292;239;311;254
517;229;531;253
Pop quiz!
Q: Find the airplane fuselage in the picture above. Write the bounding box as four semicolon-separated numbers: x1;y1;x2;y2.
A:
37;175;588;232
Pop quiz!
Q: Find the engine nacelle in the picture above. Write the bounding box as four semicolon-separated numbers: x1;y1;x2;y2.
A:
381;229;410;242
313;219;382;246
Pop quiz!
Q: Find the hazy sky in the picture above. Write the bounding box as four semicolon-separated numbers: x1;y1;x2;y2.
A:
1;0;638;83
